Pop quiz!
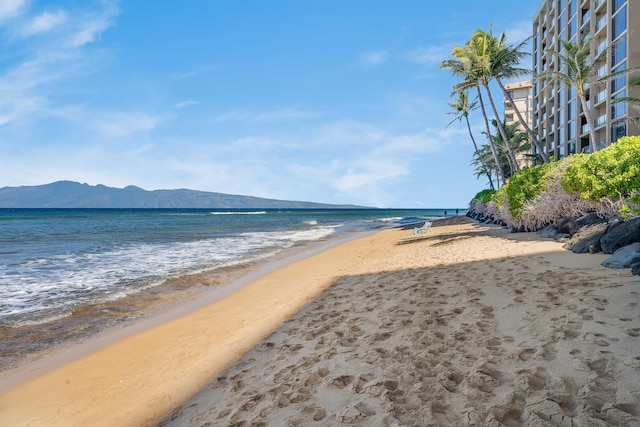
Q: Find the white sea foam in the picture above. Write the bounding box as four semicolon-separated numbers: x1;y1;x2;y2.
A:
0;224;338;326
209;211;267;215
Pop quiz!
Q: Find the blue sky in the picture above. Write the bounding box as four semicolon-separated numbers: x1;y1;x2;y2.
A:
0;1;539;208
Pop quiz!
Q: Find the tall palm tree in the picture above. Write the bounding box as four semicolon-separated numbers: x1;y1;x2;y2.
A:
446;89;495;189
465;29;521;174
537;33;638;152
471;145;499;188
442;45;507;184
490;33;551;163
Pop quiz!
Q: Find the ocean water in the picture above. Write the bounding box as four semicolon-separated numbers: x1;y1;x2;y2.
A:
0;208;459;330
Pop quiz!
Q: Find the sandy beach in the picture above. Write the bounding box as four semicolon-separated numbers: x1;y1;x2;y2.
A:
1;217;639;426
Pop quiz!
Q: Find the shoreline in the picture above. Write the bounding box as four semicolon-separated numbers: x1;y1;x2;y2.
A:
2;217;639;426
0;229;373;392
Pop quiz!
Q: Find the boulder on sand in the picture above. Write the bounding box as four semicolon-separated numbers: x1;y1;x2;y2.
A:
563;222;608;254
600;217;640;254
601;243;640;269
555;217;578;236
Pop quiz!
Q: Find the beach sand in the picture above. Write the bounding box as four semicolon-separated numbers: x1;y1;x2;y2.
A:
1;217;639;426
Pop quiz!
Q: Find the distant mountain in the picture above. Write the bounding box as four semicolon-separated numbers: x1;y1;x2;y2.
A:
0;181;368;209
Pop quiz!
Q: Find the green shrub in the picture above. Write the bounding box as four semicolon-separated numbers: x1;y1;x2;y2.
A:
562;136;640;201
502;162;558;218
492;186;508;209
470;189;495;205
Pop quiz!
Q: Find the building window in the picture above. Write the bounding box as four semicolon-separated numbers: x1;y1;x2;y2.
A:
612;91;627;119
613;0;626;14
568;140;576;155
612;6;627;40
568;18;576;40
568;120;575;139
581;8;590;28
612;62;627;93
612;36;627;66
568;0;575;16
611;120;626;143
568;99;576;120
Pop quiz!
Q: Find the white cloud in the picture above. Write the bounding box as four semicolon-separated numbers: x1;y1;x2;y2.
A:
0;1;118;129
0;0;26;22
214;107;312;123
92;111;161;137
67;1;118;47
20;10;67;37
503;21;533;45
174;100;200;109
361;50;389;65
333;160;408;193
405;45;452;66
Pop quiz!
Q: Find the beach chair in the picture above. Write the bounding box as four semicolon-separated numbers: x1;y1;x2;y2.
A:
413;221;431;235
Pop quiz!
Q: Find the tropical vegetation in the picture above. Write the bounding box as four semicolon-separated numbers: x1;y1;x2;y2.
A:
470;136;640;231
442;26;640;231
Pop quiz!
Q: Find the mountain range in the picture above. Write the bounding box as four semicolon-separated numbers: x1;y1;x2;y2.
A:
0;181;366;209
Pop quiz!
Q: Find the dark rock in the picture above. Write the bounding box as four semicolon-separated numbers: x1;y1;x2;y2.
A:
563;223;608;254
576;213;608;228
601;243;640;269
555;217;578;236
539;225;558;239
632;263;640;275
600;217;640;254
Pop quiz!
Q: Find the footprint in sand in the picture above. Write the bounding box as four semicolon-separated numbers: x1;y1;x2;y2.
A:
540;342;557;360
527;367;549;391
518;348;535;361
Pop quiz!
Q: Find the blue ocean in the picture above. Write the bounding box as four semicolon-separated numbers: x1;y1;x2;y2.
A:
0;208;460;368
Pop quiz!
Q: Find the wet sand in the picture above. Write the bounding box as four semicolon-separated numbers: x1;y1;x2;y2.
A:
2;217;640;426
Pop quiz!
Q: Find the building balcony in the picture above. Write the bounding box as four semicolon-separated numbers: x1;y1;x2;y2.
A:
581;123;590;135
598;64;608;77
595;16;607;34
595;89;607;105
596;114;607;128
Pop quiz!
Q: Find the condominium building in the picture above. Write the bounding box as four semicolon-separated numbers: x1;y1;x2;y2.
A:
504;80;535;167
504;80;533;127
532;0;640;160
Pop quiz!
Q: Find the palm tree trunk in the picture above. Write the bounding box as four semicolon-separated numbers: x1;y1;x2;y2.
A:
580;96;598;153
476;85;506;184
496;78;550;163
464;114;495;190
482;82;520;175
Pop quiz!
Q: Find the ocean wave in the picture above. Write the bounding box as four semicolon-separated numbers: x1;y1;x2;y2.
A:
0;225;339;327
209;211;267;215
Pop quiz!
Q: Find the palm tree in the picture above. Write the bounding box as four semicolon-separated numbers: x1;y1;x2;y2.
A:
440;51;505;182
465;29;521;174
490;33;551;163
446;89;495;190
442;44;507;185
471;145;499;188
486;119;531;178
537;33;639;152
